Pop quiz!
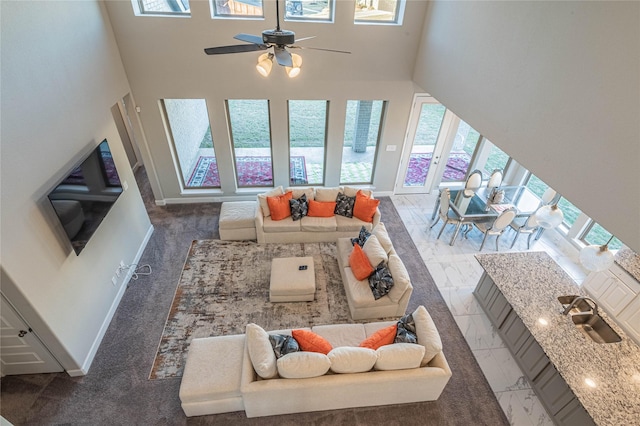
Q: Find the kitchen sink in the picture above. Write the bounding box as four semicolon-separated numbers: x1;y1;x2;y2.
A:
557;295;622;344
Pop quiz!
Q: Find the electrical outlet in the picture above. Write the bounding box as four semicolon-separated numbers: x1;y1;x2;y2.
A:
111;276;117;286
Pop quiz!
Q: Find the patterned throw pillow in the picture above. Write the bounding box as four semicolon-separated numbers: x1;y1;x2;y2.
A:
368;261;394;300
289;193;308;221
269;334;300;359
351;226;371;247
395;313;418;344
334;192;355;218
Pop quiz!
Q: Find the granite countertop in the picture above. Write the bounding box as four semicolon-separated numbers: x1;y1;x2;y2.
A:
475;251;640;426
614;248;640;283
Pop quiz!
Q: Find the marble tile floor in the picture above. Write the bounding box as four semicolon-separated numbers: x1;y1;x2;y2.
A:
390;193;590;426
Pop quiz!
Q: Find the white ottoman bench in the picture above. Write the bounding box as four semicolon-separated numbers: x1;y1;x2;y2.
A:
269;256;316;302
179;334;246;417
219;201;257;241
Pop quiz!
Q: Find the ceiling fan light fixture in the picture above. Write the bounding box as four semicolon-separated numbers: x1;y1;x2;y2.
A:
285;53;303;78
256;53;274;77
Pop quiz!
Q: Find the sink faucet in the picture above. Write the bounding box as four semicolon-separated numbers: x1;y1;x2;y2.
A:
562;296;599;317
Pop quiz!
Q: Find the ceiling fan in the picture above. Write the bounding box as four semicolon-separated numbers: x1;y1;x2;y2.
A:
204;0;350;76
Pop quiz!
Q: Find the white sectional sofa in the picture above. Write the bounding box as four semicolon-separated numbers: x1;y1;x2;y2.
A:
179;305;452;418
255;186;381;244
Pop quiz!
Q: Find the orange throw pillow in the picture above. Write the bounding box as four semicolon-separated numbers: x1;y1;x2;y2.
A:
266;191;293;221
292;329;333;355
353;190;380;223
359;324;398;350
307;199;337;217
349;244;374;280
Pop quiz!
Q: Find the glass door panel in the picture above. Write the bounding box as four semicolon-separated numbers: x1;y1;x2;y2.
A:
441;120;479;183
227;99;273;187
403;103;446;187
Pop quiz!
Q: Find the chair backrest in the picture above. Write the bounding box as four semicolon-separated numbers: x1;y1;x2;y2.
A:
465;169;483;191
492;208;517;231
487;169;503;189
439;188;451;216
541;188;557;205
525;213;539;229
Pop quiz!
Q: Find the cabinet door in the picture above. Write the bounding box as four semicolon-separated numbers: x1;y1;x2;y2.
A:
486;288;511;328
555;398;596;426
500;309;529;354
515;334;548;381
582;271;615;299
617;296;640;343
474;273;496;308
600;278;635;315
532;363;575;416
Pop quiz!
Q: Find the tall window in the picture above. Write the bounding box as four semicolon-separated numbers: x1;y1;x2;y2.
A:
441;120;480;183
288;100;328;186
341;100;386;184
354;0;404;24
211;0;263;18
227;99;273;187
525;173;550;199
135;0;190;15
481;139;509;178
285;0;333;21
581;223;623;250
557;197;581;229
163;99;220;188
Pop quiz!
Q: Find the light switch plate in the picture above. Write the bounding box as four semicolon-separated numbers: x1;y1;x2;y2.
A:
386;145;397;152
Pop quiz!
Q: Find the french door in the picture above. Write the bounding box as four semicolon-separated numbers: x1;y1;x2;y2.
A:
395;95;456;194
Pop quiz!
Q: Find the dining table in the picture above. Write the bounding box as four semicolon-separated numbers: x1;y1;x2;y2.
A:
442;185;543;246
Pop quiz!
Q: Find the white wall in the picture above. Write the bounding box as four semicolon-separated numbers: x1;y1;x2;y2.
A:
413;1;640;252
0;1;152;373
103;0;428;200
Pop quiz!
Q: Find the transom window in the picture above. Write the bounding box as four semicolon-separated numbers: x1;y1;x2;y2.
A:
285;0;333;22
211;0;263;18
354;0;404;24
134;0;190;16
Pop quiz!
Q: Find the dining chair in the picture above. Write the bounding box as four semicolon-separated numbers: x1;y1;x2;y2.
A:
541;188;557;205
463;169;483;197
487;169;503;191
466;207;517;251
509;213;539;249
430;188;463;244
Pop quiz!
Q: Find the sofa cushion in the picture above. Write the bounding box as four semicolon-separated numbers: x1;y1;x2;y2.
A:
300;216;336;232
343;268;389;309
350;226;371;247
413;306;444;365
349;245;374;281
328;346;377;374
334;192;355;218
263;216;301;233
312;323;367;348
315;187;341;202
368;261;394;300
267;191;293;221
363;321;397;336
386;254;410;303
291;329;333;355
246;323;278;379
335;214;372;232
289;193;308;221
342;186;372;198
373;222;394;255
285;187;315;201
353;190;380;223
258;186;284;217
359;324;397;350
374;343;425;371
276;352;331;379
308;200;336;217
362;235;388;268
269;334;300;359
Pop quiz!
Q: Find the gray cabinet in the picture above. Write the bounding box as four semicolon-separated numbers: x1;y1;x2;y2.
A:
474;272;596;426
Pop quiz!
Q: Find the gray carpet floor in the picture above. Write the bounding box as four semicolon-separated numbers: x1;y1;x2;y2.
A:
0;167;508;425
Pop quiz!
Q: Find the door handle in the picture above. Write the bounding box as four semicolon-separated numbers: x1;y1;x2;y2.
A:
18;328;31;338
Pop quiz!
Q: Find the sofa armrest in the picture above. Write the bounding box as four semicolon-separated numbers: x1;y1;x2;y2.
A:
255;202;266;244
372;208;381;229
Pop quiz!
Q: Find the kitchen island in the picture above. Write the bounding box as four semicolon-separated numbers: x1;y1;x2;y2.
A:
474;251;640;426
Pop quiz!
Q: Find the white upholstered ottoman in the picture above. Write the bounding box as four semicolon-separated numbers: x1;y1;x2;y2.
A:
179;334;245;417
269;257;315;302
219;201;257;241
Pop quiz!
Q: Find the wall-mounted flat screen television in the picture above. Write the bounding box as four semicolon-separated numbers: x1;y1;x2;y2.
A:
47;139;123;255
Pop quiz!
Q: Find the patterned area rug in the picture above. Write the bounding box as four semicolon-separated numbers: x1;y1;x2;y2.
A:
149;240;352;379
186;156;307;187
404;153;471;185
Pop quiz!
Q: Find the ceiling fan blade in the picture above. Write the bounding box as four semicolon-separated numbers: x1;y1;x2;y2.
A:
204;44;268;55
234;33;266;45
289;45;351;54
274;47;293;67
294;36;316;43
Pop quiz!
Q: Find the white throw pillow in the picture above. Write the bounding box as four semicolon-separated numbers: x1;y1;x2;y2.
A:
246;323;278;379
328;346;377;374
257;186;284;217
386;254;410;303
374;343;425;371
314;187;341;202
276;351;331;379
373;222;394;255
285;187;315;201
342;186;372;198
413;306;444;366
362;235;388;269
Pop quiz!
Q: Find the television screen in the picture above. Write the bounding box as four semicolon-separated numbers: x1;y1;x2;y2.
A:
47;139;123;255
